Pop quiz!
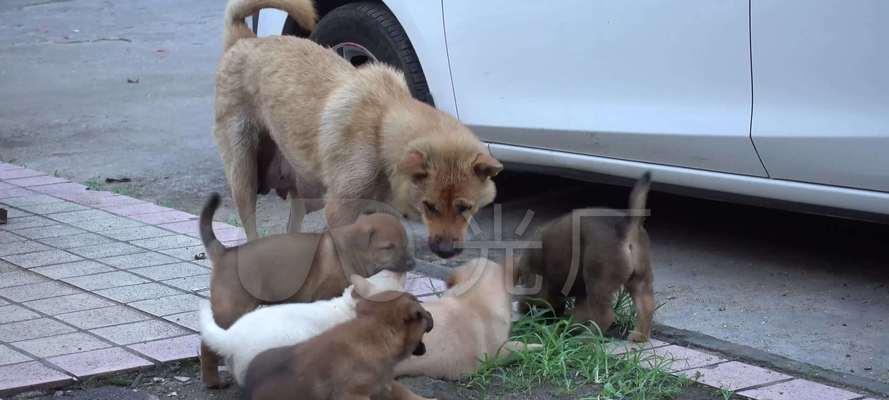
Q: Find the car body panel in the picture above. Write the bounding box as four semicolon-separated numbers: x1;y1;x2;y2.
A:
751;0;889;192
442;0;767;177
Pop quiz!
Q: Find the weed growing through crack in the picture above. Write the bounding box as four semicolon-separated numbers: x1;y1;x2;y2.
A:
226;214;242;227
718;386;734;400
468;306;686;399
84;176;103;191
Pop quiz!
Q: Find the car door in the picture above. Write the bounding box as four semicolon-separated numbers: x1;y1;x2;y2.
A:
751;0;889;192
442;0;766;176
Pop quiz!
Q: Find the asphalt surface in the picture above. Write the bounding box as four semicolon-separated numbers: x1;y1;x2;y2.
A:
1;0;887;395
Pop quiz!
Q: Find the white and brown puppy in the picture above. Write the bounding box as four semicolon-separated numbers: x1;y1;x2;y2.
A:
215;0;502;258
395;258;536;380
243;292;434;400
199;270;405;386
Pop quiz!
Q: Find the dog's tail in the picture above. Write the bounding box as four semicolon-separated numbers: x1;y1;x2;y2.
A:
622;171;652;239
199;301;235;357
200;193;226;260
223;0;317;51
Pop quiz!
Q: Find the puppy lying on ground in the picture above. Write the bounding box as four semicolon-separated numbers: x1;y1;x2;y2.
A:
395;258;537;380
215;0;502;258
243;291;434;400
519;172;655;342
198;193;413;386
199;270;405;386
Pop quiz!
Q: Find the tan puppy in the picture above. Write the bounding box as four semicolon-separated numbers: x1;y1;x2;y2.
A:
519;172;655;342
198;193;414;387
394;258;533;380
215;0;502;258
242;291;434;400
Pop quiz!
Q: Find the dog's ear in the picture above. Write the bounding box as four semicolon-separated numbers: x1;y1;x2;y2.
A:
400;150;428;182
472;153;503;179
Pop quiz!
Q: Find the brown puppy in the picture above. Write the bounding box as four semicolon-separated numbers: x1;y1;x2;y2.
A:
519;172;655;342
215;0;502;258
242;291;434;400
198;193;414;387
394;258;535;380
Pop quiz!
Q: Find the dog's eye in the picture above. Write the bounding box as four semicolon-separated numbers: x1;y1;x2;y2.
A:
423;201;438;215
456;204;471;214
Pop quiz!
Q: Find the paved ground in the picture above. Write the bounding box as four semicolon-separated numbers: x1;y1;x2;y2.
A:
1;0;887;397
0;164;881;400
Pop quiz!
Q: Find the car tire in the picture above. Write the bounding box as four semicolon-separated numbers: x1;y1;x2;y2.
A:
310;2;434;106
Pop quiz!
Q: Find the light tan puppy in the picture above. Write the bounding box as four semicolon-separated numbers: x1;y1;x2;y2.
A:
215;0;502;259
395;258;535;380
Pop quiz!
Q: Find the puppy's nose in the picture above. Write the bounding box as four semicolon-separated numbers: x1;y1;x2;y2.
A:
428;237;462;259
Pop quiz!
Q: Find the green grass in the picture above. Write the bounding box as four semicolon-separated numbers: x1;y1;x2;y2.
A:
226;214;242;227
84;176;103;191
82;176;143;197
612;288;637;337
468;306;686;400
718;386;734;400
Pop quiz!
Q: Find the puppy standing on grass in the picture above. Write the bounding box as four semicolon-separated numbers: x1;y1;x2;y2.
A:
198;193;414;387
243;292;434;400
395;258;538;380
519;172;655;342
215;0;502;259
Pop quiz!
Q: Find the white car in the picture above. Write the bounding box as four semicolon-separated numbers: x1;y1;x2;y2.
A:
255;1;889;220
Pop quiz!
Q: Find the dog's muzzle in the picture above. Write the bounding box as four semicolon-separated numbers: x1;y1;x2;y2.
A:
428;237;462;259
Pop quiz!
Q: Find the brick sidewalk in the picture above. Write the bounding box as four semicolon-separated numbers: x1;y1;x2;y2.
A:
0;162;878;400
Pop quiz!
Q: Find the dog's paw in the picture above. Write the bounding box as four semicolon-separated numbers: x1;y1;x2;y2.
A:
628;331;649;343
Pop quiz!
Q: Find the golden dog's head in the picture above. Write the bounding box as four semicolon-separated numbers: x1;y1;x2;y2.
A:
393;136;502;259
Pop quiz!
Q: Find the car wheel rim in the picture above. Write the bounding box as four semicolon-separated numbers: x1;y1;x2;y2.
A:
331;42;378;66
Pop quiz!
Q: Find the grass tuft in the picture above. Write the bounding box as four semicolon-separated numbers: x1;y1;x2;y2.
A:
468;305;686;399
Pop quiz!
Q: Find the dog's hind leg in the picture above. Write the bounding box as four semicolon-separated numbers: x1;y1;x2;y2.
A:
218;117;260;241
625;268;655;343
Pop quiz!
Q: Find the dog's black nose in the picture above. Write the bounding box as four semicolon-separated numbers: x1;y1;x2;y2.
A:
429;237;462;259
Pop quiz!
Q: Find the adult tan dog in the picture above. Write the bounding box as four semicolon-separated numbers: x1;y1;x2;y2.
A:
519;172;655;342
242;291;434;400
215;0;502;258
197;193;413;387
394;258;536;380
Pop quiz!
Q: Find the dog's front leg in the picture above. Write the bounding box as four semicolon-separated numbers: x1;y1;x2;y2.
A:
200;342;226;388
287;195;306;233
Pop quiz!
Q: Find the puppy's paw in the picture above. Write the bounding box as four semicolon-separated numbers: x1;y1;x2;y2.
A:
628;331;649;343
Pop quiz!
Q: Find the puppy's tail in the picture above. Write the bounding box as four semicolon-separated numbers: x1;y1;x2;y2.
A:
622;171;652;239
200;193;226;260
199;301;234;357
223;0;317;51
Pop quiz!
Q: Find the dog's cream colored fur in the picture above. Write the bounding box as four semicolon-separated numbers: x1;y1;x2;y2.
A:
199;270;405;386
215;0;501;255
394;258;534;380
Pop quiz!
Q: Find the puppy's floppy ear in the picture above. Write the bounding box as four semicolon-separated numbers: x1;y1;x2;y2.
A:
400;150;428;182
472;153;503;179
